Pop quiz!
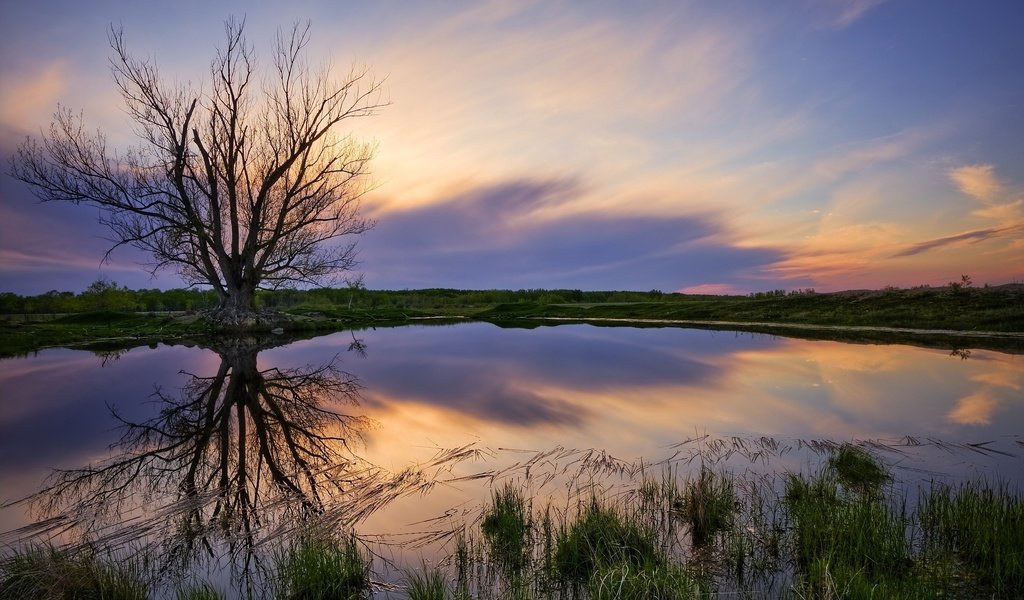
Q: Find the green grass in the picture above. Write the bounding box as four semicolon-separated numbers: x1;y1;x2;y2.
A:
677;468;737;547
554;500;663;584
3;283;1021;357
827;444;889;494
175;581;226;600
273;533;371;600
0;544;149;600
406;564;451;600
785;472;917;597
588;563;701;599
919;480;1024;597
481;483;533;574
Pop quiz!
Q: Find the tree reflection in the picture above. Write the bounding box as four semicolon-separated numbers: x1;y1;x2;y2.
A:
31;335;372;580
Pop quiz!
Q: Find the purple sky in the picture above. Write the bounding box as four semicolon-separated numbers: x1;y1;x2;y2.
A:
2;1;1023;295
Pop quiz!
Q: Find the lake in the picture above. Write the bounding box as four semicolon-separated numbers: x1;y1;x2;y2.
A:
1;322;1021;597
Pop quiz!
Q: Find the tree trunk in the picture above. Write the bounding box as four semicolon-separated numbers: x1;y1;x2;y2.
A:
207;283;274;330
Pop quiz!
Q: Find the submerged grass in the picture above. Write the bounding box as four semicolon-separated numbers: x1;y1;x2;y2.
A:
0;544;149;600
554;500;663;584
273;532;370;600
405;564;451;600
919;480;1024;597
827;444;888;494
481;483;533;574
678;467;737;547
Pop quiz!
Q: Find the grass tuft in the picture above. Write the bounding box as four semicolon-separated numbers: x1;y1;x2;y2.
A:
588;562;702;600
554;500;662;584
828;444;888;493
0;544;149;600
273;532;370;600
785;471;916;597
481;482;532;574
919;480;1024;596
406;563;450;600
677;467;737;546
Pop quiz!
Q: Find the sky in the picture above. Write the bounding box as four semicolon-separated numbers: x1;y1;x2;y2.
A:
1;0;1022;295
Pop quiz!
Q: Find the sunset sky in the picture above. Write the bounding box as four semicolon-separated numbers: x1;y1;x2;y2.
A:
1;0;1022;295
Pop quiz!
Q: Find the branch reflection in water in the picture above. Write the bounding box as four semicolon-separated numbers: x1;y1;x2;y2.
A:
11;334;475;589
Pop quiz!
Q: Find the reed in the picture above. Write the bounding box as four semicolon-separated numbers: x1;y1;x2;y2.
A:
272;533;370;600
406;563;451;600
919;479;1024;596
0;544;149;600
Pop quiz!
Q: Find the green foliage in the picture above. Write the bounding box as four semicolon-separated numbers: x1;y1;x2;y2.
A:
785;472;915;596
678;468;737;546
0;544;149;600
827;444;888;494
481;483;532;574
273;533;370;600
919;480;1024;596
588;563;701;600
554;501;662;584
406;564;451;600
175;581;226;600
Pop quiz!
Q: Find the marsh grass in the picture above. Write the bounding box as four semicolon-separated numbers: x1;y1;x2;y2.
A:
588;562;701;600
554;500;663;585
827;444;888;494
273;532;370;600
481;483;533;574
0;544;149;600
406;563;451;600
784;472;917;597
175;580;226;600
919;480;1024;596
677;467;737;547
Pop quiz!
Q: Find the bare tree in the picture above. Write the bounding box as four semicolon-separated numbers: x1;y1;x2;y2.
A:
11;18;385;325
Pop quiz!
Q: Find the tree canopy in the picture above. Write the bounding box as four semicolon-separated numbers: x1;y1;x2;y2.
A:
11;18;385;326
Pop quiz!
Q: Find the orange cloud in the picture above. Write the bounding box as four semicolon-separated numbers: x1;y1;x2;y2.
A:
949;164;1002;202
0;61;68;133
947;391;999;426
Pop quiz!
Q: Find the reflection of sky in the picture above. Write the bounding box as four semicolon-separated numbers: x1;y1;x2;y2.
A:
2;325;1022;536
0;344;214;530
260;324;1024;473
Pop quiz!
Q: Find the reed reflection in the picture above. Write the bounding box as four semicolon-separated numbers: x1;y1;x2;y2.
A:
25;335;371;577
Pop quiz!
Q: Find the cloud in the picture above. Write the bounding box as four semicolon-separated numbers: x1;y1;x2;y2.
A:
0;61;68;133
360;178;786;291
949;164;1002;202
891;222;1024;258
800;0;890;30
677;283;748;295
947;391;999;426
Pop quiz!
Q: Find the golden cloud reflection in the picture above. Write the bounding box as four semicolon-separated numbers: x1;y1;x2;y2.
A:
948;391;999;426
352;331;1023;472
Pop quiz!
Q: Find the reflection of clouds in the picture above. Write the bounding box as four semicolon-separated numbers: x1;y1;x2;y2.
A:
948;391;999;426
945;359;1024;426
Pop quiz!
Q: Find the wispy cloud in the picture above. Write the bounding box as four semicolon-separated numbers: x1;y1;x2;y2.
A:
948;391;999;426
0;61;68;134
949;164;1002;202
891;222;1024;258
831;0;890;29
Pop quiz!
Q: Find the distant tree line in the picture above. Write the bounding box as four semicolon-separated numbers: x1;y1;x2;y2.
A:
0;280;674;314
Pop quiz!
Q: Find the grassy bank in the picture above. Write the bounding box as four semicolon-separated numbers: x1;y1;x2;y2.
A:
477;284;1024;332
1;284;1022;357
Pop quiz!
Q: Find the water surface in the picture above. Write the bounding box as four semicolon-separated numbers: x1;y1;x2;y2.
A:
1;323;1020;592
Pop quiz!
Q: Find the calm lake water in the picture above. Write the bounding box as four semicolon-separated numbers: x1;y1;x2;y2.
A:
1;322;1021;595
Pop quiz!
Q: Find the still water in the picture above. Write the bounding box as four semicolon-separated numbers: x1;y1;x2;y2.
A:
0;323;1021;593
